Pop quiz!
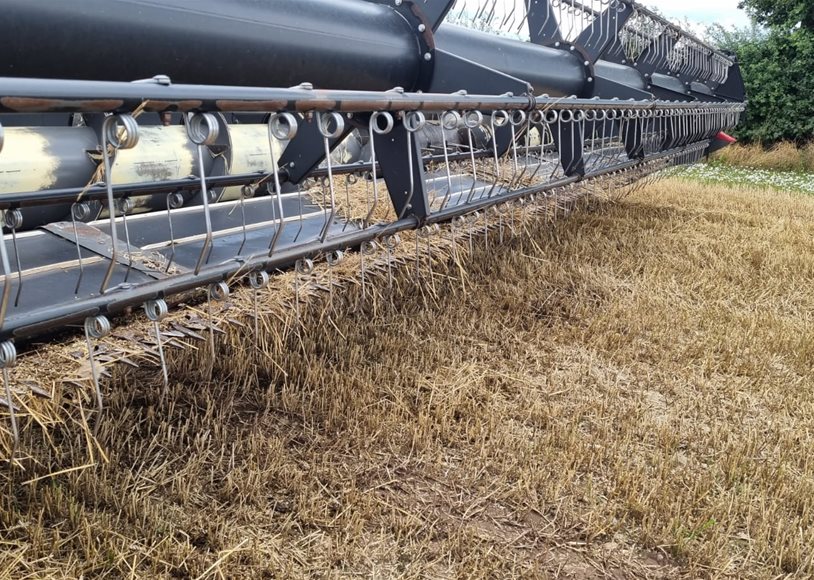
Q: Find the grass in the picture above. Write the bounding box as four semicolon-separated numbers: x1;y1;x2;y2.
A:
698;142;814;194
1;173;813;578
713;142;814;173
676;162;814;195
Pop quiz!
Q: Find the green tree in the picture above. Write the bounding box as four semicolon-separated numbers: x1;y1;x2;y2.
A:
708;15;814;143
738;0;814;30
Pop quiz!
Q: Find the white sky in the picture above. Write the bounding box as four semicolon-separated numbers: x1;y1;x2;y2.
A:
644;0;750;29
453;0;752;33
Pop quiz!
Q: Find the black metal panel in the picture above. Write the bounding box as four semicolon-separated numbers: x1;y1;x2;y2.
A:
528;0;563;45
373;124;432;222
576;2;635;64
0;0;423;92
435;24;586;97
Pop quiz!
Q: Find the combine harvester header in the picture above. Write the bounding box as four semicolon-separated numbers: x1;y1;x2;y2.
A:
0;0;745;458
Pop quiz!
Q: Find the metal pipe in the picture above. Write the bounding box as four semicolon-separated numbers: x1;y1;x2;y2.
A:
0;77;739;116
435;24;588;97
0;0;423;92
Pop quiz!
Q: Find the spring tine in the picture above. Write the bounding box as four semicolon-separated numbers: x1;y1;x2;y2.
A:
326;250;344;310
1;340;18;466
427;224;439;279
294;258;314;326
237;185;252;256
118;198;134;283
186;112;220;275
362;172;373;228
414;228;421;279
367;112;394;224
71;203;90;294
516;0;531;34
164;192;184;273
501;0;517;29
144;299;169;395
399;111;426;219
207;282;229;360
0;211;14;331
439;111;460;211
342;174;354;232
293;181;308;243
384;234;399;290
4;210;24;308
100;114;139;294
268;113;298;255
360;240;376;303
317;112;344;243
526;110;548;182
488;111;509;197
84;315;111;436
463;111;482;203
249;270;270;347
507;111;526;185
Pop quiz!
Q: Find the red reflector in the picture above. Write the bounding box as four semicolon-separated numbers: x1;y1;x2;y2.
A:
716;132;737;144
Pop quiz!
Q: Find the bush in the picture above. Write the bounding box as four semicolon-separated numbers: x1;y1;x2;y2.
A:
709;23;814;144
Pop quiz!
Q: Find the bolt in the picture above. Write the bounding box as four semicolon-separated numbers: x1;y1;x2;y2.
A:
395;0;402;5
424;52;432;61
418;24;426;33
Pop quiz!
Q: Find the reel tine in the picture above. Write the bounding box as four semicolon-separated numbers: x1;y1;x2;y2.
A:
84;315;111;436
326;250;345;311
399;111;426;220
100;114;139;294
71;202;91;294
439;110;460;212
118;198;134;283
317;112;344;243
0;211;14;331
185;112;220;275
360;240;377;303
487;110;509;198
268;113;298;255
294;258;314;327
462;110;482;204
207;282;229;360
383;234;400;290
237;185;252;256
1;340;18;466
249;270;270;347
4;210;24;308
367;112;394;225
164;192;184;273
144;299;170;396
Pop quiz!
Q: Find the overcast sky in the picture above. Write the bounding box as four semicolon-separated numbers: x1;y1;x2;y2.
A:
639;0;750;29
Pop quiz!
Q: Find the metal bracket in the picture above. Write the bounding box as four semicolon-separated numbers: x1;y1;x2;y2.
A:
372;121;432;223
42;222;180;278
278;113;354;185
528;0;563;45
575;2;635;65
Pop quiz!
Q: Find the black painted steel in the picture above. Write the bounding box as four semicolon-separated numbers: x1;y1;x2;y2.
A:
435;25;587;97
0;0;423;92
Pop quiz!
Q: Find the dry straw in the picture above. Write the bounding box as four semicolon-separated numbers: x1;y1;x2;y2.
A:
1;168;812;577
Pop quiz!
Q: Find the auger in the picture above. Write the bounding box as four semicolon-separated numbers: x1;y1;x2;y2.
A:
0;0;745;460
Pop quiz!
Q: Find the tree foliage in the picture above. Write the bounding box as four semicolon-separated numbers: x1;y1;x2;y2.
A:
708;13;814;144
738;0;814;30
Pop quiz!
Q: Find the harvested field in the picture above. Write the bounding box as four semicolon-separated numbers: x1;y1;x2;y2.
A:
1;174;813;578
